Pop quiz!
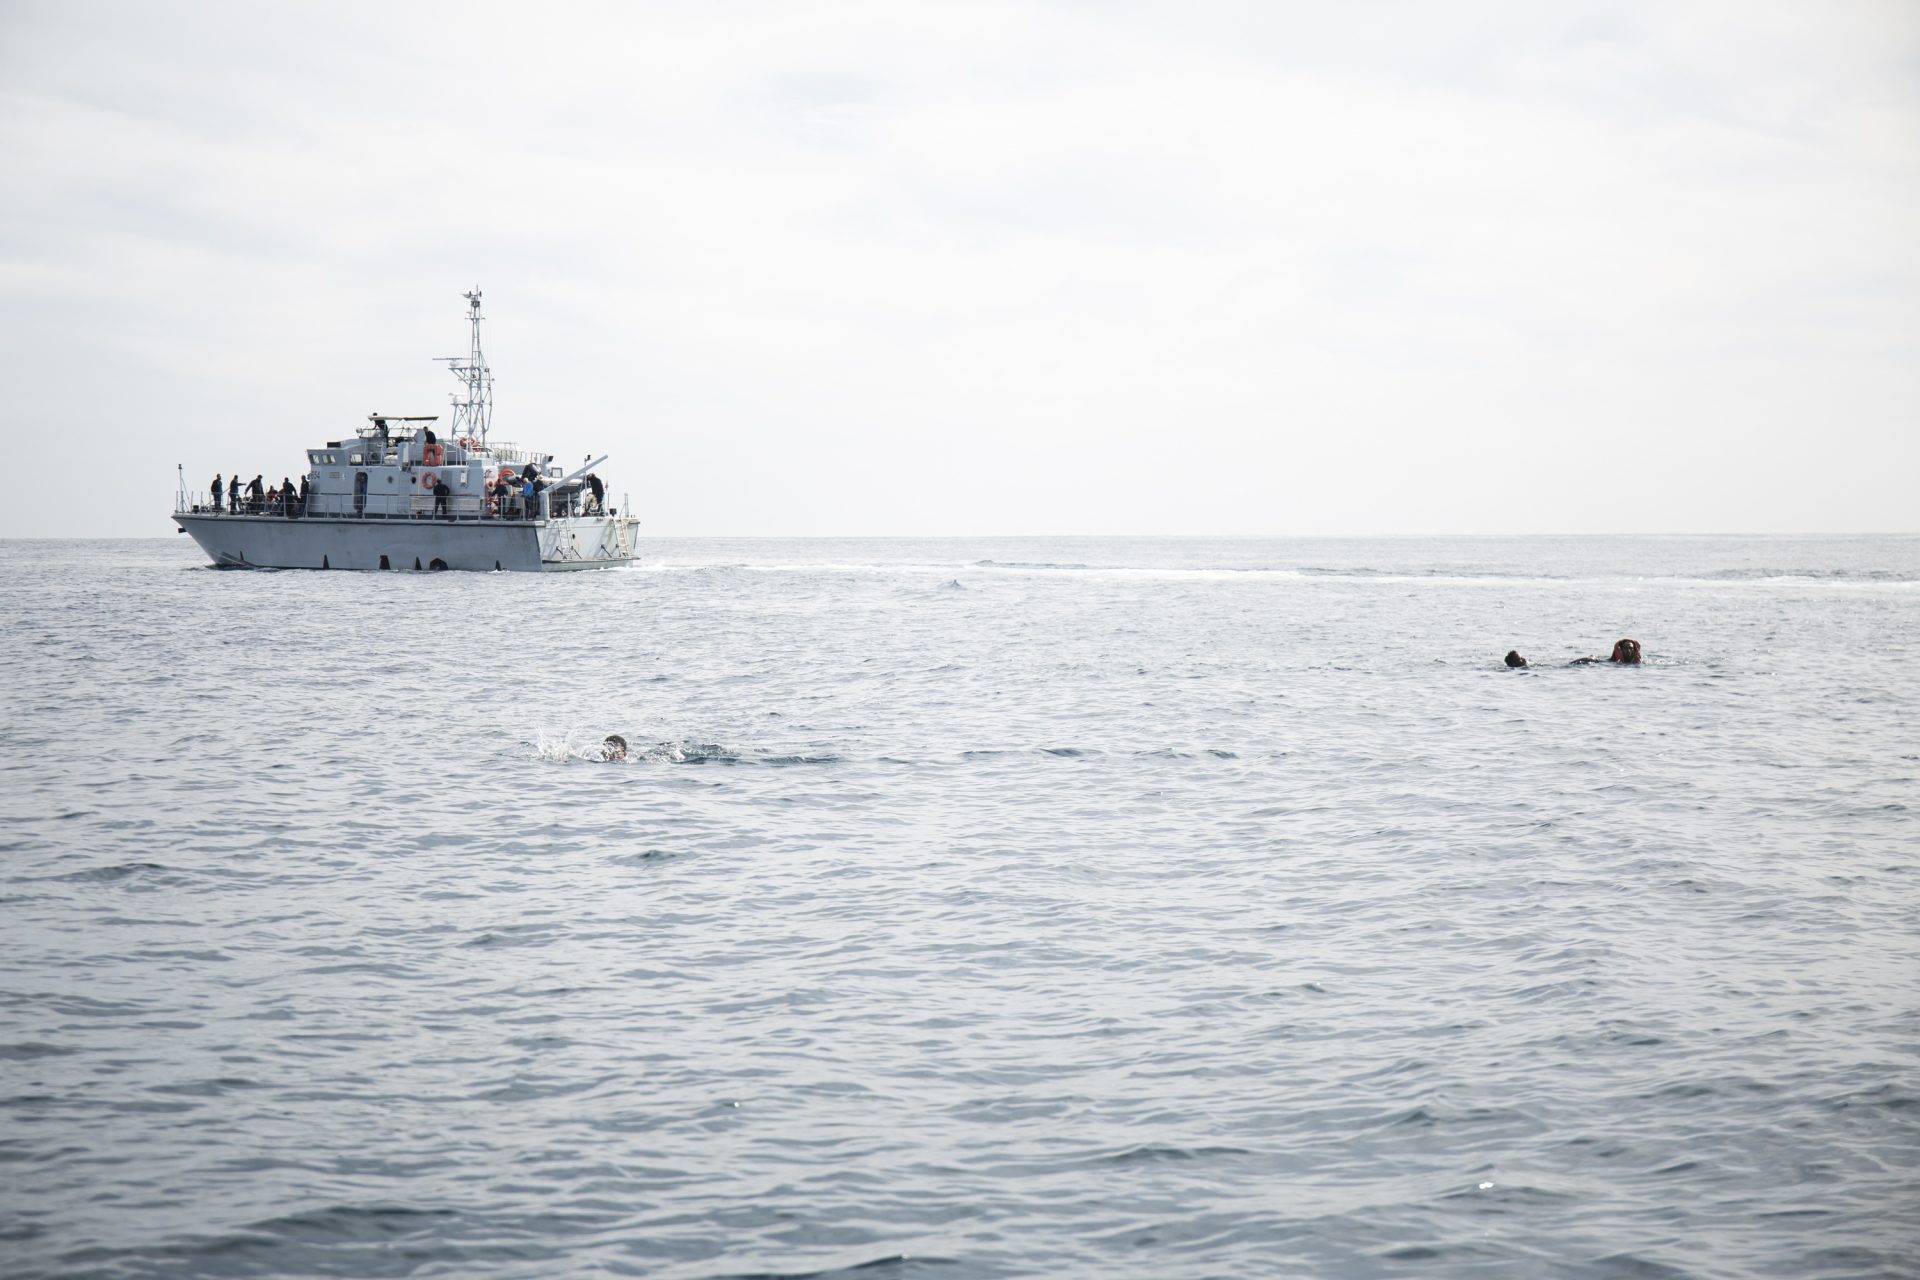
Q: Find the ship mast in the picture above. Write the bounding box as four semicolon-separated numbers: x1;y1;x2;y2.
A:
437;288;493;445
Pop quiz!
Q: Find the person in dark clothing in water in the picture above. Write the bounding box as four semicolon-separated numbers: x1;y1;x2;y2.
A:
1504;650;1528;668
432;477;451;518
601;735;628;762
1571;638;1643;665
210;473;222;514
228;475;240;514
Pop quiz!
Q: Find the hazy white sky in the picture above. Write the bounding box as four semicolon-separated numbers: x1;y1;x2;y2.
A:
2;0;1915;537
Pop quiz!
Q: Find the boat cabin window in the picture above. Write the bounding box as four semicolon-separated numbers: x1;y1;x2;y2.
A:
348;451;364;465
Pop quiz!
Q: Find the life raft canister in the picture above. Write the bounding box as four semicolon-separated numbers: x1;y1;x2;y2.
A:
420;471;439;491
422;442;445;466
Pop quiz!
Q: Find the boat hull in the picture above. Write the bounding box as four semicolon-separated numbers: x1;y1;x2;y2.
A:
172;513;635;572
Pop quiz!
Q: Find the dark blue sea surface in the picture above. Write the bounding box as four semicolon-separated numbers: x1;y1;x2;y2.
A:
3;535;1917;1278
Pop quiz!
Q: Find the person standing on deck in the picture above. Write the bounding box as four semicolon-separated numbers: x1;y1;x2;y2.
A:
432;477;451;518
297;475;309;516
527;463;546;519
248;475;265;513
586;472;604;515
227;475;240;514
210;473;222;514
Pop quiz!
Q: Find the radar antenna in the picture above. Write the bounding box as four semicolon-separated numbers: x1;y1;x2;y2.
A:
436;288;493;445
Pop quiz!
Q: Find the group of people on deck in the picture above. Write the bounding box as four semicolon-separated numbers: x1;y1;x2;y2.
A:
206;464;607;521
209;473;305;516
488;463;544;518
481;465;607;519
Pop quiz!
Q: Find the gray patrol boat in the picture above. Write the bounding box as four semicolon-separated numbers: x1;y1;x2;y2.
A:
173;290;640;571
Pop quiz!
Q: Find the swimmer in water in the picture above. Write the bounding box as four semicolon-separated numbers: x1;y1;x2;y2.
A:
601;734;628;762
1571;638;1643;665
1505;650;1528;668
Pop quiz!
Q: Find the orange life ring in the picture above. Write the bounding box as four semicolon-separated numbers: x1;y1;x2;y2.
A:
423;442;444;466
497;466;517;483
420;471;439;491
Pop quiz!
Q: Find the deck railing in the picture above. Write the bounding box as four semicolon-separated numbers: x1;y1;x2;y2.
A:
177;491;622;523
181;495;547;523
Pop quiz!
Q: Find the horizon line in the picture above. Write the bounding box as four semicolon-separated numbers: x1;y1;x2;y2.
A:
4;530;1917;543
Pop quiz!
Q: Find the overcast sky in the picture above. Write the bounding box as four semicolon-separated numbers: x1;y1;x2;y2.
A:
2;0;1915;537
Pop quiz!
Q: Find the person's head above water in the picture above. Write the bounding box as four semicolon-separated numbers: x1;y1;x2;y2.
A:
1609;638;1642;664
601;734;628;762
1504;650;1528;668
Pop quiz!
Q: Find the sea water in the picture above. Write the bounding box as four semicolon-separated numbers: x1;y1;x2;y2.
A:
2;535;1916;1279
